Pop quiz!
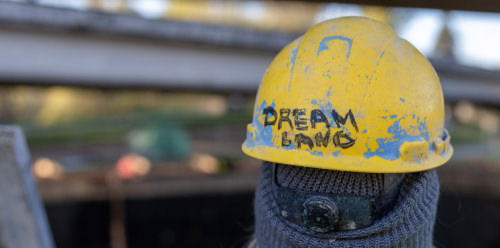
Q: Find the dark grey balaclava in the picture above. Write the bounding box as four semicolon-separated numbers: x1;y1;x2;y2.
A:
254;161;439;248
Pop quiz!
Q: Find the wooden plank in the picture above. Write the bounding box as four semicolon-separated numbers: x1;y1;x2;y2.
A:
0;126;54;248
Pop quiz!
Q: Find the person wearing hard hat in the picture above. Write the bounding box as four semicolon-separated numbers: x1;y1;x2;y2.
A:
243;17;452;248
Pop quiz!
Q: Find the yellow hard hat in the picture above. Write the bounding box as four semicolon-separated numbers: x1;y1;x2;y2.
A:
242;17;452;173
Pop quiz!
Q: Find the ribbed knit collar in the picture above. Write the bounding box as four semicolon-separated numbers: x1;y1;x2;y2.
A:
254;162;439;248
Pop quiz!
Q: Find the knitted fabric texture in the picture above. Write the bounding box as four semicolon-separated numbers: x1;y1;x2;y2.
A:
276;163;384;197
255;162;439;248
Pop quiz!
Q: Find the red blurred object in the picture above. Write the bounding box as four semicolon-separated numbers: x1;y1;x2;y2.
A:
116;154;151;179
116;155;136;179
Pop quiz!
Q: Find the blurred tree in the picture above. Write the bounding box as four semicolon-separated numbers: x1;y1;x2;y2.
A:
434;13;455;60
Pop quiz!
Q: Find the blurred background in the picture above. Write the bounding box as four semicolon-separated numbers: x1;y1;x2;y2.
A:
0;0;499;247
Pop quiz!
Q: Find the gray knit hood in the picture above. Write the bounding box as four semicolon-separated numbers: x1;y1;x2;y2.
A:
254;162;439;248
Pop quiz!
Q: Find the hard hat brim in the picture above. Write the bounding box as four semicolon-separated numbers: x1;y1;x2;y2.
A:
242;141;453;173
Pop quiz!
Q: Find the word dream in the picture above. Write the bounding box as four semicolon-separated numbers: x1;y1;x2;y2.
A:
262;106;359;150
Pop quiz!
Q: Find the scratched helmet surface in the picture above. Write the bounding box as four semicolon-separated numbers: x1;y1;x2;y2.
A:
242;17;452;173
